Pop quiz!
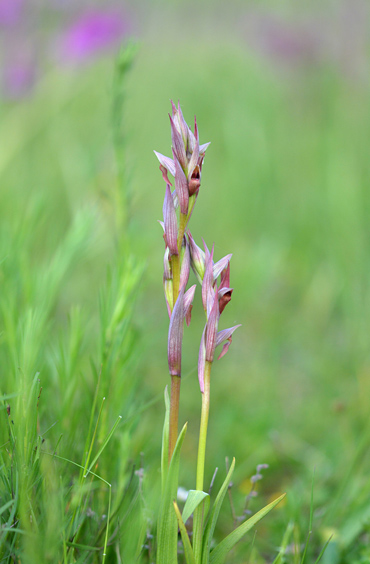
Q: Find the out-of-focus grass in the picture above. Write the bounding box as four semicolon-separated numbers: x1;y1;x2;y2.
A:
1;6;370;560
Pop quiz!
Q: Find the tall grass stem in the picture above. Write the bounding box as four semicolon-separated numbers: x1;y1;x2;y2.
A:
193;360;212;560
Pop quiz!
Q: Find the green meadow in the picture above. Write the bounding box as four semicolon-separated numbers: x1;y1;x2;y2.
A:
1;5;370;562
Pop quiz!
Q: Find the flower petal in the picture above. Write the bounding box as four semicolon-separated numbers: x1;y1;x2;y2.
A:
163;247;173;317
205;290;219;362
202;243;215;315
188;138;199;177
216;325;241;360
199;142;211;155
187;127;196;154
163;278;173;318
163;247;172;280
154;151;176;177
194;115;199;143
173;151;189;215
171;188;179;209
176;101;190;148
170;114;187;170
218;286;233;314
163;184;178;256
187;231;205;284
184;284;196;326
215;325;241;348
213;255;232;281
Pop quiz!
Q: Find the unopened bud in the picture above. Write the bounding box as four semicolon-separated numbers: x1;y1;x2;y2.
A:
187;231;205;284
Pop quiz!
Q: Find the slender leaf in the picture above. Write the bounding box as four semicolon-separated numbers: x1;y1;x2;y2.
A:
300;472;315;564
157;422;188;564
102;486;112;564
202;458;235;564
182;490;210;525
82;384;103;479
209;493;286;564
173;500;196;564
84;415;122;478
0;499;15;516
272;521;294;564
65;542;101;552
314;536;332;564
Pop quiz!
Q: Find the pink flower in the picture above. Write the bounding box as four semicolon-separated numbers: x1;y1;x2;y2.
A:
61;9;129;62
0;0;23;27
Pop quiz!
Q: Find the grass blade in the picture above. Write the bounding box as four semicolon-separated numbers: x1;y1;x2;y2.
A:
272;521;294;564
209;493;286;564
314;535;332;564
202;458;235;564
300;471;315;564
102;485;112;564
84;415;122;478
182;490;210;525
157;422;188;564
174;500;196;564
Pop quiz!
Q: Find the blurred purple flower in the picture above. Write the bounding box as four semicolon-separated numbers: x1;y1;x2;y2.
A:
61;9;129;61
242;11;323;68
0;0;23;27
2;59;35;99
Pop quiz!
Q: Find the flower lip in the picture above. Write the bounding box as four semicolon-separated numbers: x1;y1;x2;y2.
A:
188;166;201;196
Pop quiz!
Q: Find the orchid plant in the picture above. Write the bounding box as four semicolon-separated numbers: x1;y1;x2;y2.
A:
154;102;284;564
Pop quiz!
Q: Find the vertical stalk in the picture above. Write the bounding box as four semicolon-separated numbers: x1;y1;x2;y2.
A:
171;254;180;302
168;212;188;463
169;375;181;461
177;212;187;254
193;360;212;561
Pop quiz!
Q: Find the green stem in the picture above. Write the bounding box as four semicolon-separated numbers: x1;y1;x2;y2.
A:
171;253;180;303
167;212;188;463
178;212;187;252
193;360;212;561
169;375;181;462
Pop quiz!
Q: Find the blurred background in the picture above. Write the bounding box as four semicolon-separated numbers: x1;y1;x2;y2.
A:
1;0;370;560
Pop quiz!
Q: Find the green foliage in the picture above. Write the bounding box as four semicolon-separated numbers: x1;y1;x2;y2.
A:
201;460;236;564
209;494;285;564
174;499;197;564
183;490;210;526
0;45;146;563
157;423;188;564
1;6;370;561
